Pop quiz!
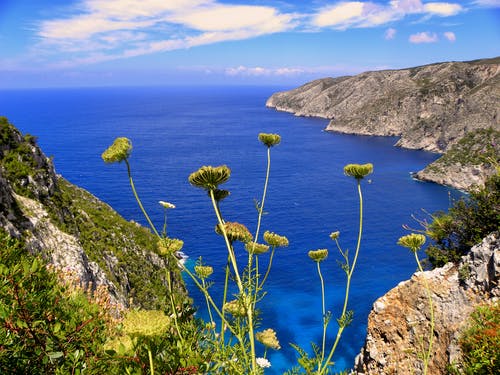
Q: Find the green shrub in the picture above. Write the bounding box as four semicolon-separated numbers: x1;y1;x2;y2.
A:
425;172;500;267
458;302;500;374
0;232;115;374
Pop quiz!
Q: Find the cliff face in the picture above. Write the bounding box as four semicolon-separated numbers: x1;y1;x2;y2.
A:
354;233;499;374
0;117;178;309
414;128;499;191
267;58;499;154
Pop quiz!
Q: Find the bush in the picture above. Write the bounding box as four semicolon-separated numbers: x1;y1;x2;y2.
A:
458;302;500;374
425;173;500;268
0;232;116;374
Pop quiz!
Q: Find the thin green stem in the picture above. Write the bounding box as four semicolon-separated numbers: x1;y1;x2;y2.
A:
166;269;184;341
317;262;327;365
202;279;214;326
147;346;155;375
415;253;434;375
220;256;231;344
321;180;364;374
259;246;276;289
125;160;160;238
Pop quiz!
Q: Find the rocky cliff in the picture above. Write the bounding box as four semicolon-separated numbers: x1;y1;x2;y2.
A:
0;117;180;309
354;232;499;374
267;57;500;190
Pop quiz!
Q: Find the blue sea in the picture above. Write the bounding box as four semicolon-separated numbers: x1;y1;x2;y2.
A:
0;86;461;373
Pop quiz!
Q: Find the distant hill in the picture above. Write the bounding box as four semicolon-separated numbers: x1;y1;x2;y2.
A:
267;57;499;190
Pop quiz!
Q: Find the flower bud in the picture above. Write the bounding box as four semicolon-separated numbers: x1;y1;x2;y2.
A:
263;231;289;248
258;133;281;147
343;163;373;180
308;249;328;262
101;137;132;163
255;328;281;350
189;165;231;191
397;233;426;253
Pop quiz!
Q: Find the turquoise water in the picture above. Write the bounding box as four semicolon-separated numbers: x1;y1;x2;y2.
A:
0;86;461;373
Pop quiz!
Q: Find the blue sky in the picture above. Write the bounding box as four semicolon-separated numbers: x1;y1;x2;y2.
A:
0;0;499;88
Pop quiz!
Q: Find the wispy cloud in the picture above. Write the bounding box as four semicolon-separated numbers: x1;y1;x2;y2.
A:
311;0;463;30
385;27;397;40
472;0;500;7
409;31;439;43
443;31;456;42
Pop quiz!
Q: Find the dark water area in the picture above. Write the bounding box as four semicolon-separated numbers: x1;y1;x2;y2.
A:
0;86;461;372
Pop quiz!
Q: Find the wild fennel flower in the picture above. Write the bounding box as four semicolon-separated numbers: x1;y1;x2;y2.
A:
245;242;270;255
122;310;171;338
194;265;214;280
343;163;374;180
157;237;184;256
256;357;271;368
258;133;281;147
215;222;253;243
189;165;231;191
159;201;176;209
101;137;132;163
224;299;246;317
308;249;329;262
398;233;426;253
330;231;340;240
255;328;281;350
263;230;289;248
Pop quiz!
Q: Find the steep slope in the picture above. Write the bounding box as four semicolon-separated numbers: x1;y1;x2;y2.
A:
267;58;499;154
354;233;499;374
0;117;182;309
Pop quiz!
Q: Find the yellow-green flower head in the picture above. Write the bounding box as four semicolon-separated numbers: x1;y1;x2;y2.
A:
308;249;328;262
343;163;374;180
263;231;289;248
255;328;281;350
397;233;426;253
330;231;340;240
245;242;270;255
157;237;184;256
212;189;230;202
189;165;231;191
224;299;246;317
122;310;170;338
258;133;281;147
215;222;253;243
101;137;132;163
159;200;175;209
194;265;214;279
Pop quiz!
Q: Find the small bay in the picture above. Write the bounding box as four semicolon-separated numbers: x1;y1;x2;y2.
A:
0;86;461;373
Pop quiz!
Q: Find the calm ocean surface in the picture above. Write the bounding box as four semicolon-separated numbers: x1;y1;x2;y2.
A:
0;86;461;373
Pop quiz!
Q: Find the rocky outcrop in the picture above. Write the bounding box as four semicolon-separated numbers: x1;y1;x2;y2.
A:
267;57;499;154
0;116;178;309
354;233;499;374
414;128;499;191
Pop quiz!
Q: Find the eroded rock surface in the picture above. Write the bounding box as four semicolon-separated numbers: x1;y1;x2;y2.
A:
354;233;499;374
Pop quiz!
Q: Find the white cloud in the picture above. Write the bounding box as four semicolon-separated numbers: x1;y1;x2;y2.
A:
443;31;456;41
423;2;462;16
311;0;463;29
409;31;439;43
35;0;298;66
385;27;397;39
225;65;304;76
313;2;365;28
472;0;500;7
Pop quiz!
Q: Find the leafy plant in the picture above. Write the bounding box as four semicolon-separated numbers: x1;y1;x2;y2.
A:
457;302;500;374
0;231;116;374
425;172;500;268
